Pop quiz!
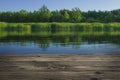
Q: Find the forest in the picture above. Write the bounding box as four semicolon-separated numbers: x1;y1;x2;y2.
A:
0;5;120;23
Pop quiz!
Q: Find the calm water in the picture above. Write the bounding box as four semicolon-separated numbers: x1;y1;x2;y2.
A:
0;30;120;54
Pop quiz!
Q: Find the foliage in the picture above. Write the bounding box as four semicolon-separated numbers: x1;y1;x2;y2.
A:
0;5;82;22
1;22;120;32
1;5;120;22
70;8;82;22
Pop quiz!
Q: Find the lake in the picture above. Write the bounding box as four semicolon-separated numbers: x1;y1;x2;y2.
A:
0;23;120;54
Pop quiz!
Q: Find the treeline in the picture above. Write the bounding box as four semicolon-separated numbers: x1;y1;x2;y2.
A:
0;5;120;22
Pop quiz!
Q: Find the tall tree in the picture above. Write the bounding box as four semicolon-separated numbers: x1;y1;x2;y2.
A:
38;5;51;22
50;10;62;22
64;11;70;21
19;10;28;22
70;8;82;22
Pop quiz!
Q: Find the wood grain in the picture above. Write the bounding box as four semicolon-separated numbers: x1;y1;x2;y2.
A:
0;54;120;80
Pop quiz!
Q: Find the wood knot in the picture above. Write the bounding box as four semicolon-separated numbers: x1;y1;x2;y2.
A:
90;78;98;80
95;71;102;74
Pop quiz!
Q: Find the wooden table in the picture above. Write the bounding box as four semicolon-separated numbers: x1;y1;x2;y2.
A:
0;54;120;80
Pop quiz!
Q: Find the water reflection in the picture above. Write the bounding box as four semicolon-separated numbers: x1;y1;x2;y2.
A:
0;30;120;54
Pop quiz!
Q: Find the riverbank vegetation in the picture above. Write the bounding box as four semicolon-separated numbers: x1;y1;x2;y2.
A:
1;22;120;31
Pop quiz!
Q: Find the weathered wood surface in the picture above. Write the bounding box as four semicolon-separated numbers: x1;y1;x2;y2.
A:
0;54;120;80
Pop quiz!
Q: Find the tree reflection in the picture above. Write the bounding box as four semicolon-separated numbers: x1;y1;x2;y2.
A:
0;30;120;49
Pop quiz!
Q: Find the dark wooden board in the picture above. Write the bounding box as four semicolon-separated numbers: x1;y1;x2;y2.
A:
0;54;120;80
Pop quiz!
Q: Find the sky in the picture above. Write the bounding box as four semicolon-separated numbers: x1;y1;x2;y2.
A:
0;0;120;12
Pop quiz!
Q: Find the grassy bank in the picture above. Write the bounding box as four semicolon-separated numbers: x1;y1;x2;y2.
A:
0;22;120;31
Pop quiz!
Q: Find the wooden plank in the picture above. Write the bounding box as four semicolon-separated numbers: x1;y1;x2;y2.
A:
0;54;120;80
0;54;120;61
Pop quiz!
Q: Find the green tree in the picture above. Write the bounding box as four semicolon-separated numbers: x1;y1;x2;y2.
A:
38;5;51;22
70;8;82;22
19;10;28;22
63;11;70;22
104;12;114;22
50;10;62;22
